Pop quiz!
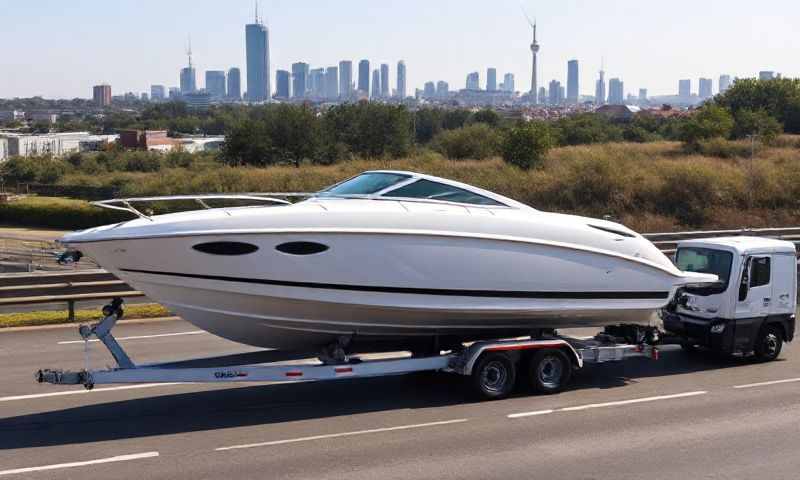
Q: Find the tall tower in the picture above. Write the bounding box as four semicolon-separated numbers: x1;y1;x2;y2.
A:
528;19;540;103
180;36;197;94
246;2;270;102
595;58;606;105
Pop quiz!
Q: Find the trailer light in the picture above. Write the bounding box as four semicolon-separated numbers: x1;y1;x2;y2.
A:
710;324;725;334
285;371;303;377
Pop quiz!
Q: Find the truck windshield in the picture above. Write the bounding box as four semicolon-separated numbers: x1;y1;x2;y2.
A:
675;247;733;289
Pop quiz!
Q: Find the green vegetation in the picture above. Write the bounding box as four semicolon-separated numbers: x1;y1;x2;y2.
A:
0;196;129;229
0;303;172;329
501;121;555;169
432;123;501;160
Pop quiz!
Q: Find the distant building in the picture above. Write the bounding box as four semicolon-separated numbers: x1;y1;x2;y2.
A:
275;70;290;99
567;60;579;104
371;69;381;99
380;63;389;98
608;78;624;104
396;60;407;99
358;60;370;96
487;68;497;92
423;82;436;98
2;132;92;158
180;66;197;94
678;79;691;98
548;80;563;105
205;71;226;99
639;88;648;102
759;71;776;81
227;68;242;100
538;86;547;104
168;87;180;100
27;112;59;124
309;68;325;98
326;66;339;100
339;60;353;100
595;67;606;105
245;11;270;102
596;104;635;120
0;138;7;161
0;110;25;123
118;129;177;151
466;72;480;90
183;90;212;110
292;62;309;99
93;84;112;107
698;78;713;99
150;85;166;101
436;80;449;97
719;74;732;93
503;73;515;93
140;93;149;102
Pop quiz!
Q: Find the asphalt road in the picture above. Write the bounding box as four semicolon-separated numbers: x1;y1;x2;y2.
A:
1;320;800;479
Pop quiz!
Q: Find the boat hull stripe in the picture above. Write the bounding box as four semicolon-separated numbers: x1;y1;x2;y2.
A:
119;268;669;300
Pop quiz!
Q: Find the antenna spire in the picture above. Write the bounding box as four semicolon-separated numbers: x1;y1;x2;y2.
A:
186;35;193;68
255;0;260;23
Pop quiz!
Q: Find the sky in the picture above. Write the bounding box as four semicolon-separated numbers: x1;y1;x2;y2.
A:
1;0;799;100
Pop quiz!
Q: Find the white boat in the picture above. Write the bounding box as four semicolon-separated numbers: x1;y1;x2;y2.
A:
60;171;716;352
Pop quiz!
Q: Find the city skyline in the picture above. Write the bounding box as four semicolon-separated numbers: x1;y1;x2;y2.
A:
1;0;799;100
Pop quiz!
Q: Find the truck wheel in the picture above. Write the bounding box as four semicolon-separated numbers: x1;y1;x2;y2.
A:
471;353;516;400
754;325;783;362
528;349;572;394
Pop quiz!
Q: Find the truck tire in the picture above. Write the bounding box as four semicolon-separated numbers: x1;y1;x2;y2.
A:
754;325;783;362
471;353;516;400
528;349;572;394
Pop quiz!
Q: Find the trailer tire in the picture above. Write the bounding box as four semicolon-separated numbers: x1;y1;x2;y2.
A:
754;325;783;362
528;349;572;394
471;353;516;400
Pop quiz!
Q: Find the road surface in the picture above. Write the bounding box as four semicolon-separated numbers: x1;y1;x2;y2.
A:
1;319;799;479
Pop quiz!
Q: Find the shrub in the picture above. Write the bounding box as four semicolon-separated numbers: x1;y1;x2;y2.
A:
678;105;735;149
731;108;783;144
431;124;501;160
501;121;554;169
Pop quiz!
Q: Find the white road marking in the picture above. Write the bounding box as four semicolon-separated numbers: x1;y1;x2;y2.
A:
215;418;469;451
734;377;800;389
0;383;185;402
507;409;554;419
58;330;205;344
559;391;708;412
0;452;159;476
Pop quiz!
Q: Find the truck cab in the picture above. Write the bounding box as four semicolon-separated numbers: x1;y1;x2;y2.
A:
662;236;796;360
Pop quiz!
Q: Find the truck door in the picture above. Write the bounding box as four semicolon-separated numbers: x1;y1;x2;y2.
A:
770;254;797;316
733;255;772;350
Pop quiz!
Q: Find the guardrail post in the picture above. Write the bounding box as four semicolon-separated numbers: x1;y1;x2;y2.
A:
67;300;75;323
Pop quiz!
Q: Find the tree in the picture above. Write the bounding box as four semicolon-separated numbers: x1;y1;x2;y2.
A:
731;108;783;144
552;113;624;146
431;123;501;160
715;78;800;133
323;103;412;159
501;121;554;169
414;108;444;143
469;109;501;127
678;105;734;148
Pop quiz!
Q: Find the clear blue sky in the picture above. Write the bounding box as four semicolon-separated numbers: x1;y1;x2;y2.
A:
1;0;798;99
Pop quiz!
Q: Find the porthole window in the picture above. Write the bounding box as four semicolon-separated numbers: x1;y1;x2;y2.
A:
192;242;259;256
276;241;329;255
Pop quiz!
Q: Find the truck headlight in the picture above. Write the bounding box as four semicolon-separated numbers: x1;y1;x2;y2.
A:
710;324;725;334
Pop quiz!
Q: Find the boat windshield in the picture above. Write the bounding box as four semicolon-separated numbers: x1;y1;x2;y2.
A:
322;172;410;195
675;247;733;289
382;179;504;206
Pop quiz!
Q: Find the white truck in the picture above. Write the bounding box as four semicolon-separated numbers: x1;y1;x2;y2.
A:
36;237;796;400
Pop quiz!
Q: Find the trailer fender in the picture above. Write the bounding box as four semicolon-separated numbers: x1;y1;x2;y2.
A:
459;339;582;376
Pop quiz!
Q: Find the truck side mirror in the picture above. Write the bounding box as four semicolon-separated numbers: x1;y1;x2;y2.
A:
738;257;751;302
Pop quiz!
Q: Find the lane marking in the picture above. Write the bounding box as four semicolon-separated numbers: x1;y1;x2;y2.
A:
559;391;708;412
0;452;159;476
507;409;554;419
215;418;469;451
0;383;185;402
58;330;205;344
734;377;800;389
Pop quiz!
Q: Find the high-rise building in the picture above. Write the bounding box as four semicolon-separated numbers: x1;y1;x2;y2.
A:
275;70;290;99
548;80;563;105
719;74;732;93
567;60;579;104
698;78;713;99
380;63;389;98
292;62;309;99
538;87;547;104
371;69;381;99
679;79;691;98
205;70;226;99
150;85;166;101
245;6;270;102
325;66;339;100
529;20;540;103
436;80;449;97
180;66;196;94
759;71;775;81
168;87;180;100
423;82;436;98
93;84;112;106
595;61;606;105
309;68;325;98
339;60;353;100
358;60;370;95
608;78;624;105
639;88;648;102
487;68;497;92
227;68;241;100
503;73;515;93
466;71;480;90
396;60;407;99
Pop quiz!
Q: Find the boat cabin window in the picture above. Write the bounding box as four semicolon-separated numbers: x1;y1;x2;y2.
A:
382;179;503;206
323;172;410;195
675;247;733;289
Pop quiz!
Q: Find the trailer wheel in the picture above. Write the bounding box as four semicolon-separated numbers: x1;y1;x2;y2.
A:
471;353;516;400
528;349;572;394
754;325;783;362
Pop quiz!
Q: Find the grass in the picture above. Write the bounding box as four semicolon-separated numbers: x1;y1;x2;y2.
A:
0;303;172;329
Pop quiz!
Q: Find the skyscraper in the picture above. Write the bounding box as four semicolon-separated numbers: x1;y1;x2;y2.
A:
679;79;691;99
719;74;732;93
567;60;579;103
548;80;563;105
436;81;449;97
179;37;197;94
93;84;112;107
423;82;436;98
529;19;540;103
150;85;166;101
245;6;270;102
608;78;624;104
371;69;381;99
396;60;407;99
759;71;775;80
358;60;370;95
310;68;325;98
168;87;180;100
339;60;353;100
503;73;515;93
538;87;547;104
639;88;648;102
487;68;497;92
380;63;389;98
466;71;480;90
595;68;606;105
275;70;290;99
227;68;241;100
325;66;339;100
205;71;226;99
292;62;309;99
698;78;713;99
